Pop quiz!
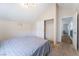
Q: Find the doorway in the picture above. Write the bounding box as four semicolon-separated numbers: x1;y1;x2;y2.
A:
44;19;54;41
61;17;73;44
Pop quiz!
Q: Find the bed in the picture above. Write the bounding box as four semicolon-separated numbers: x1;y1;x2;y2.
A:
0;36;51;56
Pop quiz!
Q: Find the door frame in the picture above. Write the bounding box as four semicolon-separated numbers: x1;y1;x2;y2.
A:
73;12;77;50
44;19;54;40
60;16;73;41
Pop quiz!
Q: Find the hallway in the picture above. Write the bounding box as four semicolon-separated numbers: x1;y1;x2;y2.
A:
62;34;72;44
49;42;79;56
48;33;78;56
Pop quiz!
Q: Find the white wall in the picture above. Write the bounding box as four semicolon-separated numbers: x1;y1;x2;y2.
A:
57;6;75;42
34;20;44;38
0;20;34;40
57;6;77;50
34;4;57;44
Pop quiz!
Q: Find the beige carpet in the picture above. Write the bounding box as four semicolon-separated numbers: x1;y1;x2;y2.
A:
49;42;79;56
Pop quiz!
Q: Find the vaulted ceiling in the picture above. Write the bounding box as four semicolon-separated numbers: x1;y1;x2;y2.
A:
0;3;52;22
0;3;79;22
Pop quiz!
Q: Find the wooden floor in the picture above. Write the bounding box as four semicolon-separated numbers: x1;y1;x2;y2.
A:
49;42;79;56
48;34;79;56
62;34;72;44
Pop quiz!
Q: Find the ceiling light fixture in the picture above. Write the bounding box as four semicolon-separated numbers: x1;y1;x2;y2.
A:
20;3;37;8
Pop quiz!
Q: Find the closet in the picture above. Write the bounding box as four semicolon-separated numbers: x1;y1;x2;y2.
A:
44;19;54;41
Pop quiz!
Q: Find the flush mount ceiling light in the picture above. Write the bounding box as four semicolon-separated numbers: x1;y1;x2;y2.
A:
20;3;38;8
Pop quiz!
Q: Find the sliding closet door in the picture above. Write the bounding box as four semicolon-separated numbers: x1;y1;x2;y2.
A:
44;19;54;41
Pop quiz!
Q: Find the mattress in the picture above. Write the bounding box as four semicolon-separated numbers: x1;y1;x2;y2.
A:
0;36;51;56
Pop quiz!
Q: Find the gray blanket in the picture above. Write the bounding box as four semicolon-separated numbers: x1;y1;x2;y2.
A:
0;36;51;56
